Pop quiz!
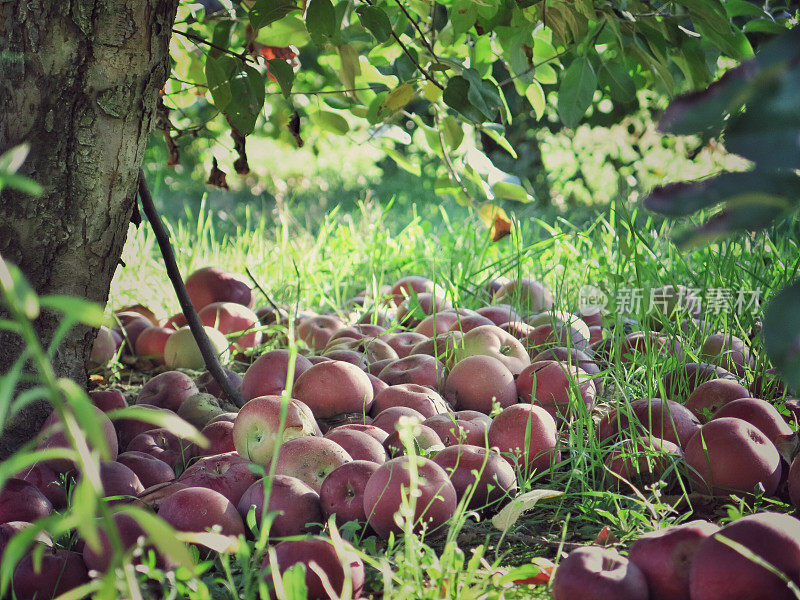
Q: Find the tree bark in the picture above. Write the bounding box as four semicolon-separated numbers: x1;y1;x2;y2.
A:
0;0;179;458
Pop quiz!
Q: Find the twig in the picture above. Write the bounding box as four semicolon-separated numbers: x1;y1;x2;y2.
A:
433;109;476;203
172;28;252;62
363;0;444;90
137;169;245;408
392;0;437;59
245;267;281;313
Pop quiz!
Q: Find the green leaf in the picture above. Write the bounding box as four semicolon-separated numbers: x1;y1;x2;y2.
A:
309;110;350;135
250;0;299;30
557;56;596;128
442;116;465;151
675;200;794;249
381;83;415;111
356;5;392;43
492;489;563;542
600;62;636;104
742;19;790;35
210;20;235;57
204;54;236;111
525;80;546;120
481;125;515;157
0;173;42;195
337;44;361;93
306;0;336;45
764;280;800;392
281;562;309;600
38;295;106;326
267;59;295;98
443;76;484;123
461;68;503;121
0;260;39;321
723;0;767;17
492;180;533;203
225;65;266;135
384;147;421;177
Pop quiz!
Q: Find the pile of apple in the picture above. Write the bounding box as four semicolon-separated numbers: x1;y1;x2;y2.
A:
3;266;800;600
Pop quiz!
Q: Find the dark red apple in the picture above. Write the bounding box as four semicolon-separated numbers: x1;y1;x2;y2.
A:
383;424;443;458
195;420;237;456
126;428;193;469
330;423;389;444
370;383;450;419
319;460;380;527
363;455;457;538
274;436;353;492
685;379;751;423
455;324;531;375
115;404;179;451
660;363;737;401
385;332;428;358
324;428;387;464
493;278;553;313
689;512;800;600
158;486;245;537
136;370;199;412
89;388;127;412
237;475;322;535
713;397;795;450
82;512;151;573
267;537;365;600
198;301;262;352
443;355;517;414
431;444;517;510
297;314;346;351
12;548;89;600
370;406;425;434
37;406;118;473
116;451;175;488
240;349;313;402
487;404;560;474
91;460;144;503
378;355;447;390
178;451;260;505
699;333;754;378
194;368;244;401
293;360;374;419
516;360;596;419
598;397;701;448
628;519;720;600
185;266;254;311
551;546;648;600
684;417;781;497
1;522;51;563
604;437;682;489
15;463;66;509
0;478;52;524
134;325;173;363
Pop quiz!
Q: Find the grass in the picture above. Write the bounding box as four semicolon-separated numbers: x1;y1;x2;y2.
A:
89;191;800;598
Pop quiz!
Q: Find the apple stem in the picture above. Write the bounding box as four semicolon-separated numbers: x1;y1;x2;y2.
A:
137;169;245;407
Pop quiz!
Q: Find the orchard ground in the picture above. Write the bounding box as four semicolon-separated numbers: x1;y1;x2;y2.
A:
78;188;800;599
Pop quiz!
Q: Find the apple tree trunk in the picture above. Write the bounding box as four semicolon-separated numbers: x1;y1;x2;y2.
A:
0;0;179;458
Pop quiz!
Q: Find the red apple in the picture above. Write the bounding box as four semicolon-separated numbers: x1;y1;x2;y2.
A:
1;522;51;563
319;460;380;527
91;460;144;503
685;379;751;423
699;333;754;378
126;428;193;469
409;331;463;363
116;451;175;489
233;395;319;467
12;548;89;600
383;424;443;458
237;475;322;535
136;370;199;412
158;486;245;537
185;266;254;311
628;520;720;600
660;363;737;401
178;451;260;505
195;420;237;456
516;360;596;419
684;417;781;497
370;383;450;419
598;397;701;448
487;404;560;474
89;388;128;412
689;512;800;600
385;332;428;358
431;444;517;510
134;325;173;362
493;278;553;313
455;325;531;375
275;436;353;492
240;349;313;401
324;428;387;464
198;301;262;353
267;537;365;600
443;355;517;414
297;314;346;351
37;406;118;473
329;423;389;444
194;368;244;402
391;275;440;306
476;304;521;326
82;512;153;572
15;463;67;509
713;397;795;450
378;355;447;390
115;404;180;451
89;325;117;366
551;546;648;600
604;437;682;489
370;406;425;434
0;479;52;524
363;455;457;538
293;360;374;420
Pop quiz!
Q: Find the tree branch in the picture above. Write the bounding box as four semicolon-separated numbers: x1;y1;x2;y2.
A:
392;0;437;59
137;169;245;408
172;28;252;62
